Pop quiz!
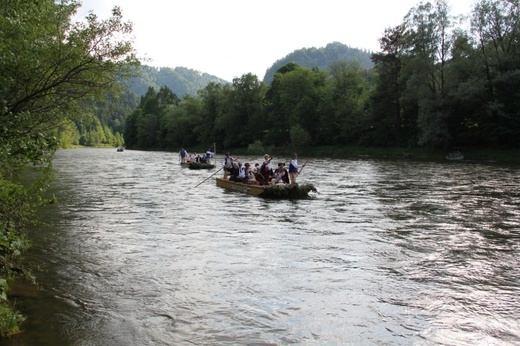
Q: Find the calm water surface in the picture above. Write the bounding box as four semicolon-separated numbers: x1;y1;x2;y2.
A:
7;148;520;345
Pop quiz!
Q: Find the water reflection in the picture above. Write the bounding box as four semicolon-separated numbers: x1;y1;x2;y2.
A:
7;148;520;345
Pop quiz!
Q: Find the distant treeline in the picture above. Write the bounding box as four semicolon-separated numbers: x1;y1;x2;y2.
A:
123;0;520;152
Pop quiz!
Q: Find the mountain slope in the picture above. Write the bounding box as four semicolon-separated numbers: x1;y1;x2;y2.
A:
124;65;228;97
263;41;373;84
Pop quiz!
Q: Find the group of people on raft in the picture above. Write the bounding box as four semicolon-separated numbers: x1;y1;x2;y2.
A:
179;148;214;164
223;152;305;185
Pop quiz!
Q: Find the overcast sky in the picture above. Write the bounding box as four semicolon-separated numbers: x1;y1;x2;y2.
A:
77;0;475;81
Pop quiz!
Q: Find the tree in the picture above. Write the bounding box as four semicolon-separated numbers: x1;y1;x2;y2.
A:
229;73;267;147
264;63;300;145
470;0;520;145
1;1;138;147
211;74;266;149
0;0;137;336
443;30;486;146
326;61;372;144
162;95;203;148
197;82;225;145
264;64;326;147
403;0;455;148
369;25;411;146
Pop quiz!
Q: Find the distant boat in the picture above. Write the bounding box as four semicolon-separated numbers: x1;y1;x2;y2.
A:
188;162;215;169
180;160;194;167
116;147;124;152
180;160;214;169
446;151;464;161
215;178;316;199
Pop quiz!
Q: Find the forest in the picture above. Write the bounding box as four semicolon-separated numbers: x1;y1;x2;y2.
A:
123;0;520;152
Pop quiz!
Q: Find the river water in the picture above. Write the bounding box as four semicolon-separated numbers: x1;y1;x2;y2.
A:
7;148;520;345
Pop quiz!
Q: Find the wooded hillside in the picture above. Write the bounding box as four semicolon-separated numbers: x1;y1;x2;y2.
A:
263;42;373;84
125;65;229;97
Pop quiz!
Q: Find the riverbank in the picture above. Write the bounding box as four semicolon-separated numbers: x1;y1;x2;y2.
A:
312;146;519;163
225;145;520;164
67;145;520;164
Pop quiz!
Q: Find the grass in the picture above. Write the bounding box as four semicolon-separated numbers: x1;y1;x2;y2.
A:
0;301;25;337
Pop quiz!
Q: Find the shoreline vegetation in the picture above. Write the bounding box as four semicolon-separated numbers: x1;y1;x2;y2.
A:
188;146;519;164
64;145;520;164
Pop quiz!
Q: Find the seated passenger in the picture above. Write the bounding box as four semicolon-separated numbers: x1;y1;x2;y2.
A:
272;163;288;184
237;162;248;183
281;163;290;184
242;163;258;184
229;162;241;181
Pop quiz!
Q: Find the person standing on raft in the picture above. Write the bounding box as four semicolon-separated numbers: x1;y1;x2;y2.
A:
288;153;304;184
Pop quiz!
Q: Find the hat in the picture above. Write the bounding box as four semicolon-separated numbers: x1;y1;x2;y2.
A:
264;154;270;158
278;162;284;166
225;152;230;155
245;163;250;166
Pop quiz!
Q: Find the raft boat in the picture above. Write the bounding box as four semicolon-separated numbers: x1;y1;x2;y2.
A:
180;161;215;169
446;151;464;161
188;162;215;169
215;178;316;199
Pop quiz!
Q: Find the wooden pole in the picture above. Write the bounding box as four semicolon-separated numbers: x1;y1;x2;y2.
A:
195;167;224;188
195;155;239;188
297;160;308;175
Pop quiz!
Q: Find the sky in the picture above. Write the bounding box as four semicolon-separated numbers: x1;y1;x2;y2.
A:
77;0;475;82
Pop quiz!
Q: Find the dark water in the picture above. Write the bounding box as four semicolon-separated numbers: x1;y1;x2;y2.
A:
7;148;520;345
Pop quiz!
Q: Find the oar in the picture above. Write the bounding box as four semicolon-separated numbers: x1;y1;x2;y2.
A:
195;167;224;187
195;155;239;187
297;160;308;175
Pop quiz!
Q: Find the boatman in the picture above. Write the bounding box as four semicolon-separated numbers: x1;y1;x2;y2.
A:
205;149;214;163
179;148;188;162
223;152;235;178
259;154;273;183
288;153;304;184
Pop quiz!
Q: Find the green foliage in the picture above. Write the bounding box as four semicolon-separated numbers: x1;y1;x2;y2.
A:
247;140;265;155
124;0;520;152
261;183;317;199
0;301;25;337
290;124;311;149
126;65;228;97
0;153;54;336
0;0;138;336
366;0;520;148
264;42;373;84
124;75;268;151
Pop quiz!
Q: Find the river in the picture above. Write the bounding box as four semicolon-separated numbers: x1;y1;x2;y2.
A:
6;148;520;345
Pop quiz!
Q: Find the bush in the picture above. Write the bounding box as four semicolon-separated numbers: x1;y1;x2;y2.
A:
247;140;265;155
290;124;311;149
